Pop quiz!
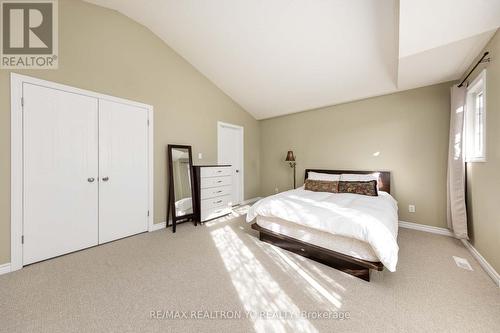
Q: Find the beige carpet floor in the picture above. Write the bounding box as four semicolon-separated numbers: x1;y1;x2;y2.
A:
1;207;499;333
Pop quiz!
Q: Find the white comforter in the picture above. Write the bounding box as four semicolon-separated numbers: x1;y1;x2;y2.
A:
246;188;399;272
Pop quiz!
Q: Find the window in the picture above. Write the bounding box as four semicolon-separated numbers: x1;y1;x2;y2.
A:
465;70;486;162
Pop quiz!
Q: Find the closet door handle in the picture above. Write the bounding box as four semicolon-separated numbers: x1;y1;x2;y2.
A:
102;177;109;182
87;177;95;183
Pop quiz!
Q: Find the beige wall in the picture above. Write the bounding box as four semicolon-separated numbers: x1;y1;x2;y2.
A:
260;83;451;227
0;0;260;265
465;30;500;273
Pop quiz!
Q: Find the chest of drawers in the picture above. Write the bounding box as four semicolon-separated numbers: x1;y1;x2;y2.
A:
193;165;233;222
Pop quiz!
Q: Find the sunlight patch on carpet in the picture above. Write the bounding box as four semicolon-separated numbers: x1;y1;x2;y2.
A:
211;225;318;333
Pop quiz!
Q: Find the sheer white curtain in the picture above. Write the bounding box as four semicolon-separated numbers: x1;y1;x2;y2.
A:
446;85;468;239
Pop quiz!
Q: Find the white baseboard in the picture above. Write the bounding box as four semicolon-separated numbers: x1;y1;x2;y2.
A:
149;222;166;232
149;197;261;233
461;240;500;288
399;221;454;237
0;263;11;275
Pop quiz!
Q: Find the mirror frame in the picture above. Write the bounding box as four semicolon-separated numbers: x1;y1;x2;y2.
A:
167;144;196;233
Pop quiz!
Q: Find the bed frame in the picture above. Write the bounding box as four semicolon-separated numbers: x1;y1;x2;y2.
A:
251;169;391;281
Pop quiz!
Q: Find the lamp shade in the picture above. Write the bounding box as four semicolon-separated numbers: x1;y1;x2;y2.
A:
285;150;295;162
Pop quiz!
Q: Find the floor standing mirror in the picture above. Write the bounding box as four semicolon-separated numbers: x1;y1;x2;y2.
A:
167;145;196;233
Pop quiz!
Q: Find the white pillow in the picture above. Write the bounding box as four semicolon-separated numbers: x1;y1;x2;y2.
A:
340;172;380;181
340;173;380;186
308;171;340;181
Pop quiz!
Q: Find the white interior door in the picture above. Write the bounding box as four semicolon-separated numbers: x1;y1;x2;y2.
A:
23;84;99;265
98;100;149;243
218;122;244;205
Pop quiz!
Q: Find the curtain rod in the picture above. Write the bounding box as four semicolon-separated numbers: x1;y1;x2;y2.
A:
458;52;490;87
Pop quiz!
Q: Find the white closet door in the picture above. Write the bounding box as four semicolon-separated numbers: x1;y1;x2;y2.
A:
23;84;99;265
98;100;149;243
218;123;244;205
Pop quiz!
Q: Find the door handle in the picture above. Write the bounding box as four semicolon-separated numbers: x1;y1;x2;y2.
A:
87;177;95;183
102;177;109;182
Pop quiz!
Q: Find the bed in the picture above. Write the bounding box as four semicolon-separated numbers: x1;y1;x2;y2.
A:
246;169;398;281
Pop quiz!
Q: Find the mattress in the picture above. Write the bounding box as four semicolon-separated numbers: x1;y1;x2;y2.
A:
256;215;379;262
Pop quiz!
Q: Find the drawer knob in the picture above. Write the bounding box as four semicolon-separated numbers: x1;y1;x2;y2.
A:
214;200;222;204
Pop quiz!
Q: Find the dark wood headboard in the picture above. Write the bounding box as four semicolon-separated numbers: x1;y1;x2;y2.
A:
304;169;391;194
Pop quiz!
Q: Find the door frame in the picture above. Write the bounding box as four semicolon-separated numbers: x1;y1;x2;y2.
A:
10;73;154;272
217;121;244;205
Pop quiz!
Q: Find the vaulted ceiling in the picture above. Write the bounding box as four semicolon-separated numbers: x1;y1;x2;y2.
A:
85;0;500;119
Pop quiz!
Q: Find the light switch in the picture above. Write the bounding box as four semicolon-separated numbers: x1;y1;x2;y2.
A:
408;205;416;213
198;153;203;160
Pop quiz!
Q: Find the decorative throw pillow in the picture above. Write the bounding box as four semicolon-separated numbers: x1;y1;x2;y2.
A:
304;179;339;193
338;180;378;196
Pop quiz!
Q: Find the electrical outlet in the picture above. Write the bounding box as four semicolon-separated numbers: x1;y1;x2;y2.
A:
408;205;416;213
198;153;203;160
274;187;279;193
